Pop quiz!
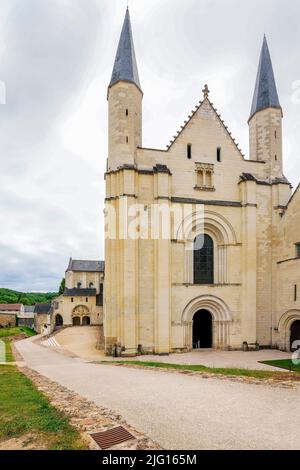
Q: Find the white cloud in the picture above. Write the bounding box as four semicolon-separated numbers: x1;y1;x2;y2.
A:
1;0;300;291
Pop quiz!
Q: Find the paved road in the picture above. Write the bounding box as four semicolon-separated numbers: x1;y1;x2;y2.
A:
16;337;300;450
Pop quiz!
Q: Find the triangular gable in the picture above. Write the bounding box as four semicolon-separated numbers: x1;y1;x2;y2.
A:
166;96;245;158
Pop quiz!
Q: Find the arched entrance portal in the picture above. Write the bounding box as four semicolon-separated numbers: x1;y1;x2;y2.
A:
55;314;63;328
82;316;91;326
72;316;81;326
290;320;300;351
193;310;212;349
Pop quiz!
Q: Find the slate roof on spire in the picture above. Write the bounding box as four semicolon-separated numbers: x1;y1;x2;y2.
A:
109;8;141;92
249;36;281;121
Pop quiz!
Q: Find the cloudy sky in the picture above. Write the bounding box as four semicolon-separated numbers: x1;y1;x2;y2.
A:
0;0;300;292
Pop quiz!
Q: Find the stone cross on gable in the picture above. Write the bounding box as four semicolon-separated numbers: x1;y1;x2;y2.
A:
202;84;210;99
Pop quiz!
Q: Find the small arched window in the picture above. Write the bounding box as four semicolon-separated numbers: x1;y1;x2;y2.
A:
89;282;94;289
194;234;214;284
187;144;192;159
77;282;82;289
126;108;129;117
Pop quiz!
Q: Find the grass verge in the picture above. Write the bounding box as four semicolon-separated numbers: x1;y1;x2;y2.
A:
0;327;36;339
2;339;14;362
105;360;300;380
0;365;87;450
260;359;300;372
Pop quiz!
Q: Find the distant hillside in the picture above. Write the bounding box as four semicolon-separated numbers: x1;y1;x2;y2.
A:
0;288;58;306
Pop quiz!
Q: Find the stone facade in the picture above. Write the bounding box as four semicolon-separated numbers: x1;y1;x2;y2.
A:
53;259;104;329
102;11;300;355
34;313;50;335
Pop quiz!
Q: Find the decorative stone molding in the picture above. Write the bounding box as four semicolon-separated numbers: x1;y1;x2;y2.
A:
181;295;232;350
195;162;215;191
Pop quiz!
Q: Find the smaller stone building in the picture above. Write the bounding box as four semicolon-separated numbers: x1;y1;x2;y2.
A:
34;303;52;335
0;304;23;328
53;259;104;328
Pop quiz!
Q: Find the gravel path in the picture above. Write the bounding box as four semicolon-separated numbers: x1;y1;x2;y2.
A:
16;337;300;450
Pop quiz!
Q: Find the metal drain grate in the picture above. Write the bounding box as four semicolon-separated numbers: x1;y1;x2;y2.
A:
90;426;135;450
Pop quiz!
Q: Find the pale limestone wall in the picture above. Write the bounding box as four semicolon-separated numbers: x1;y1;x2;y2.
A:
104;86;298;354
249;108;283;178
108;81;142;171
137;99;267;200
53;295;103;327
255;184;273;346
273;187;300;350
66;271;103;293
34;314;48;334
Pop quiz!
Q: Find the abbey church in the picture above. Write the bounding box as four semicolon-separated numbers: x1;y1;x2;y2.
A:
56;9;300;355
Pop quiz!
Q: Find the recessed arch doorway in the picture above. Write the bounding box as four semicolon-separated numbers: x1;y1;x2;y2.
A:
72;316;81;326
193;310;213;349
290;320;300;351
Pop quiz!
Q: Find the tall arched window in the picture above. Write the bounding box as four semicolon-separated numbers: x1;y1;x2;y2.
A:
194;234;214;284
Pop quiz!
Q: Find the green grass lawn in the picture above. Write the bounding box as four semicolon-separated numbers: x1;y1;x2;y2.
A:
2;339;14;362
0;327;36;339
0;365;87;450
0;327;36;363
260;359;300;372
106;360;300;380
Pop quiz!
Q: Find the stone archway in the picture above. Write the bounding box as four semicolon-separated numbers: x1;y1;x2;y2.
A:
82;316;91;326
176;209;238;285
182;295;232;350
55;314;63;328
193;310;213;349
72;305;90;327
277;310;300;351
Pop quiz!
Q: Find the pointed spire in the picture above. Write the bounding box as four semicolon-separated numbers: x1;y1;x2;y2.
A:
109;8;142;92
249;36;281;121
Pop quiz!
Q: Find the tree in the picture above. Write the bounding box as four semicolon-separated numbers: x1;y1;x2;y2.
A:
58;278;66;296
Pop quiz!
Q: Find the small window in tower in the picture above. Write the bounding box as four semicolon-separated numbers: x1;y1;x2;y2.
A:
126;108;129;117
275;154;277;161
294;285;297;302
217;147;221;162
126;136;129;144
71;298;74;303
187;144;192;159
275;130;277;139
86;297;88;303
296;243;300;258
